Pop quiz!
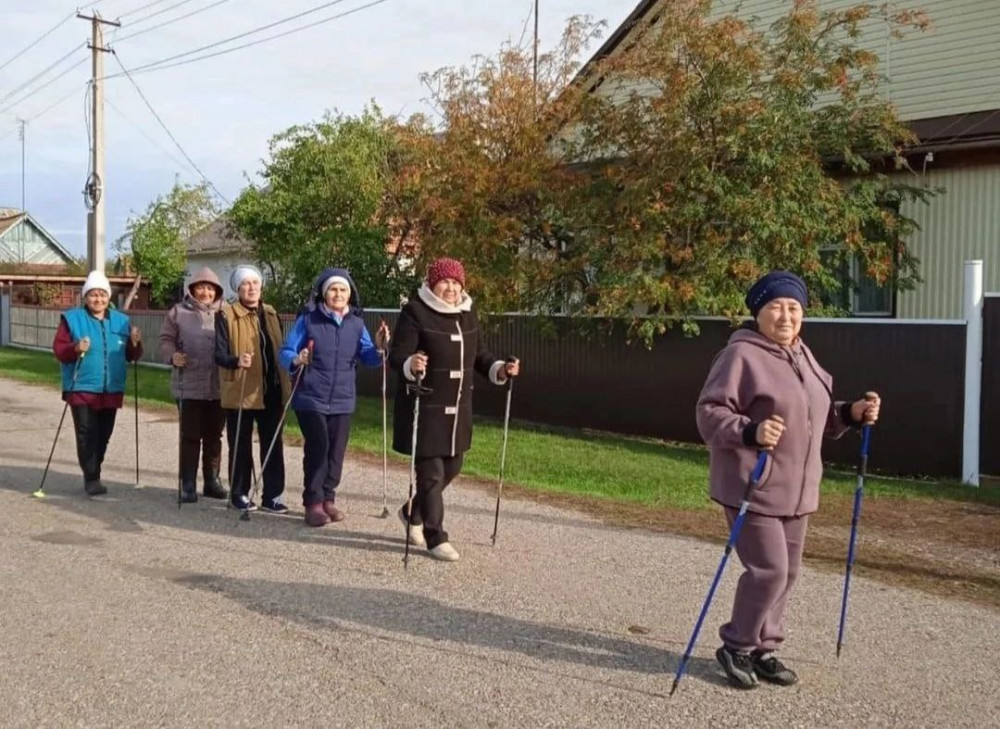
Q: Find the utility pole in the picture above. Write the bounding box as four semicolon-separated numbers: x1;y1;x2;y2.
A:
17;118;25;263
533;0;539;115
77;11;120;274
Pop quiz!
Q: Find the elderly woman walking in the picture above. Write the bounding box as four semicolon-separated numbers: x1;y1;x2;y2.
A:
389;258;520;562
279;267;389;527
696;270;880;689
51;271;143;496
159;267;228;503
215;265;291;513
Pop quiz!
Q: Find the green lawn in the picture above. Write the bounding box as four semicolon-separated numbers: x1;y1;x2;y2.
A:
3;346;997;509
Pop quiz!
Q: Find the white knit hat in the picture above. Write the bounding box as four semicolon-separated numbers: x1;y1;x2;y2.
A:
81;270;111;297
230;264;263;292
321;275;351;296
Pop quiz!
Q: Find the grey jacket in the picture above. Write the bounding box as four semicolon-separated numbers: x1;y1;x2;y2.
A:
696;328;854;517
158;268;224;401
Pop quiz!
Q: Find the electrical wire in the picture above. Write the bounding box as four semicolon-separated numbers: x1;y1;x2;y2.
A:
104;0;391;80
125;0;200;27
117;0;176;20
104;0;375;78
115;0;234;44
0;58;88;118
0;43;86;104
107;96;196;175
110;50;229;204
0;13;75;74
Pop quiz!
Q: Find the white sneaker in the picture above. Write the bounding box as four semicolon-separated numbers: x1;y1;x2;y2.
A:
428;542;460;562
398;505;426;547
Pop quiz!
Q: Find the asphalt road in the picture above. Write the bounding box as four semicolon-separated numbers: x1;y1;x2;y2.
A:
0;376;997;728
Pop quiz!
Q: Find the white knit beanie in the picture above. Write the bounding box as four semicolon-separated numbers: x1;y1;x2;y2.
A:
230;264;263;292
81;270;111;297
321;275;351;296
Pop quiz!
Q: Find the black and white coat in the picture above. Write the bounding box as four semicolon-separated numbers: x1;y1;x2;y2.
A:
389;284;507;458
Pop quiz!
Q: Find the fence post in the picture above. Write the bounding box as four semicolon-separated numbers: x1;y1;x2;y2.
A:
0;288;9;347
962;260;983;486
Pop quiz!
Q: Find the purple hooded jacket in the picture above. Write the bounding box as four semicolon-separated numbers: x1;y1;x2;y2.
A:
158;267;224;401
696;328;855;517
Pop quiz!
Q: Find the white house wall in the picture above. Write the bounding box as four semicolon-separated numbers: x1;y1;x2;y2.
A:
186;253;249;301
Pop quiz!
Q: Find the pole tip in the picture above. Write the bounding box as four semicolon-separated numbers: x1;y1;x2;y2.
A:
31;489;46;499
836;644;843;659
669;680;679;698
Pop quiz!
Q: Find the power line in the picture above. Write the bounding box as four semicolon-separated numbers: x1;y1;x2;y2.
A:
0;12;75;75
110;50;229;204
126;0;200;27
117;0;175;20
28;85;83;122
106;0;367;77
0;58;88;118
105;0;391;80
106;96;196;175
0;43;86;105
115;0;234;44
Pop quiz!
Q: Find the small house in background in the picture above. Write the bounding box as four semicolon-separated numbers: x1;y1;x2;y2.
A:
0;208;75;266
0;207;151;309
185;217;254;299
0;273;151;310
575;0;1000;318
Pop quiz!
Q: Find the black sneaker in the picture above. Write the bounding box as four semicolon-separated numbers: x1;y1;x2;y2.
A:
752;651;798;686
260;498;289;514
716;646;759;690
84;480;108;497
230;495;257;512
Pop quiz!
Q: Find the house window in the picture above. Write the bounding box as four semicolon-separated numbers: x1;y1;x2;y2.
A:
818;247;894;317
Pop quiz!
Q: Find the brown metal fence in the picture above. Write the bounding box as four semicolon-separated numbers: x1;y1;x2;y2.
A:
7;304;967;477
981;296;1000;476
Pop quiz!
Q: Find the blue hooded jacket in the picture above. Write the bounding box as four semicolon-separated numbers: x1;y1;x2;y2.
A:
279;267;381;415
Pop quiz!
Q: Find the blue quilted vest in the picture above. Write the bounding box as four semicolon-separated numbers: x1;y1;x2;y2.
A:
60;308;131;394
292;307;365;415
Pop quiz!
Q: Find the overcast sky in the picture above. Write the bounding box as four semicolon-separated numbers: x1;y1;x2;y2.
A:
0;0;638;260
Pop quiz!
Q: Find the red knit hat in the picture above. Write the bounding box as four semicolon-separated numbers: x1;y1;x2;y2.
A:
427;258;465;289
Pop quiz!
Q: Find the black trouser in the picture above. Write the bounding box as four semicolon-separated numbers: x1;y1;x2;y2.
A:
178;399;225;480
70;405;118;483
297;410;352;508
225;391;285;503
409;454;464;549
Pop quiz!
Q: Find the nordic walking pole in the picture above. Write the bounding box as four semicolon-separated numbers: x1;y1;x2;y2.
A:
243;340;312;522
379;328;390;518
490;365;516;546
404;354;429;569
176;357;185;509
133;357;141;488
670;449;770;698
228;364;249;509
837;395;877;657
33;353;85;499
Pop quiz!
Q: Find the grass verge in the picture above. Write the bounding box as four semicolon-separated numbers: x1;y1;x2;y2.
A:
2;345;997;607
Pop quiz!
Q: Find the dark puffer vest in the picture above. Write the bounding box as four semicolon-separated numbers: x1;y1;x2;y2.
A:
291;307;366;415
389;285;504;458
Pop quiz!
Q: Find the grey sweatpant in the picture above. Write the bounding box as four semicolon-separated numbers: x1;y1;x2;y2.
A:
719;508;810;653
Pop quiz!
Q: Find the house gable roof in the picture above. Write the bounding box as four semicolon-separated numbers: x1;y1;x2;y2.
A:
186;217;252;256
0;208;75;263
